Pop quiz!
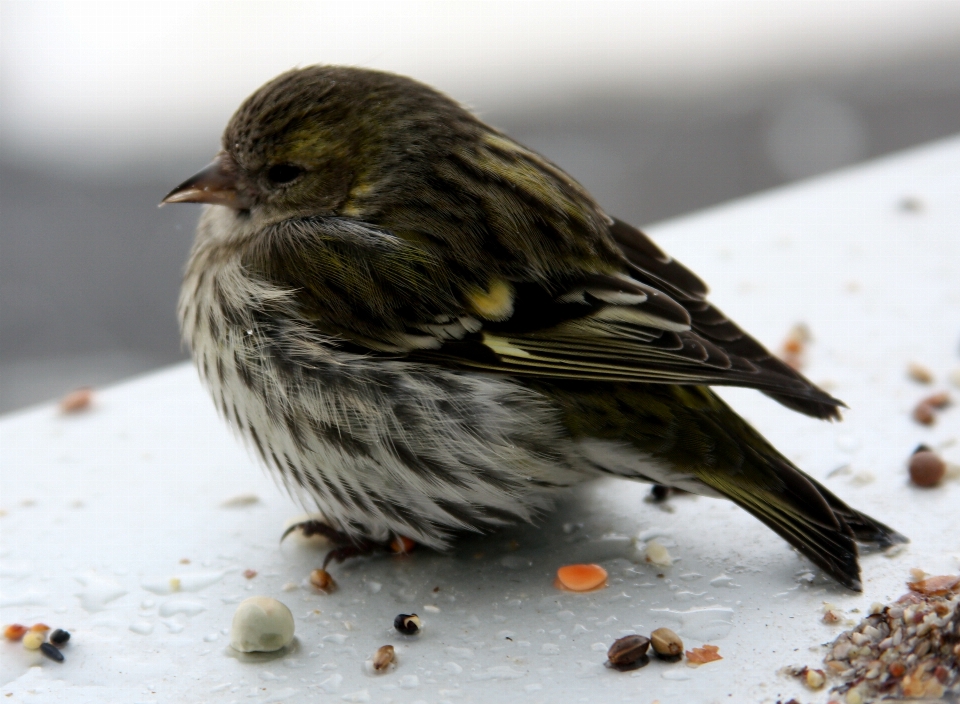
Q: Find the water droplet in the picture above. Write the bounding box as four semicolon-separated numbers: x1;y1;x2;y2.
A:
318;673;342;692
323;633;348;644
500;555;532;570
75;572;127;612
443;661;463;674
709;574;739;588
398;675;419;689
159;599;205;617
648;606;735;640
203;633;219;642
540;643;560;655
129;621;154;635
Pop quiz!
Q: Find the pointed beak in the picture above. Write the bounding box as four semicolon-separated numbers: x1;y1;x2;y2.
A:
161;154;251;209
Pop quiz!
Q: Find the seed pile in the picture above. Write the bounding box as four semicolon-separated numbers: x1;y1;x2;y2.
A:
823;574;959;702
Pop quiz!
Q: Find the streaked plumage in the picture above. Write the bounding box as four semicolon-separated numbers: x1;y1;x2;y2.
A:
166;66;904;591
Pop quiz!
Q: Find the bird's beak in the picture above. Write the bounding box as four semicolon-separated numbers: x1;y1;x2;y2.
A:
161;154;251;209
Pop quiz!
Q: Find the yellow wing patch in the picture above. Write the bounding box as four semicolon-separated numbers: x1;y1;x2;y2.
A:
466;279;515;321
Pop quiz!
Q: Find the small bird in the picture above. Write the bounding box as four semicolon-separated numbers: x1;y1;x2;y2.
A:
164;66;904;591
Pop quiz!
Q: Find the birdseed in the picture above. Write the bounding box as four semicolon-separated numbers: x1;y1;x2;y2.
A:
823;574;960;701
908;448;946;488
686;644;722;665
907;363;934;384
59;387;93;413
4;624;27;640
555;564;608;592
309;568;337;593
607;635;651;671
39;642;64;663
49;629;70;646
650;627;683;661
394;613;421;636
372;644;396;671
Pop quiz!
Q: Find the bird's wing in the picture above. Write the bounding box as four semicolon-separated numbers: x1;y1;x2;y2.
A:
246;215;842;419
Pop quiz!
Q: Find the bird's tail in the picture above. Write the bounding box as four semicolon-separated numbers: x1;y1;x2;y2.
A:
540;381;907;592
686;392;907;592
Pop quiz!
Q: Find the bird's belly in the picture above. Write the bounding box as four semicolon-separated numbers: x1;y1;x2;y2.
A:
194;326;590;545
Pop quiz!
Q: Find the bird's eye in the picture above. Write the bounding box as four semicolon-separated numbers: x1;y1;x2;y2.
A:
266;163;303;185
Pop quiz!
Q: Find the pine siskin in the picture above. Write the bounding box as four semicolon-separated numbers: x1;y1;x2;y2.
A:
164;66;905;591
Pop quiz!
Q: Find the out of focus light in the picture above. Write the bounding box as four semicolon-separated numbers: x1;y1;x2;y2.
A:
2;0;959;177
765;92;868;180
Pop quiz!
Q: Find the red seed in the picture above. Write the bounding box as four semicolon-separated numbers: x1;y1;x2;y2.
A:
243;569;257;579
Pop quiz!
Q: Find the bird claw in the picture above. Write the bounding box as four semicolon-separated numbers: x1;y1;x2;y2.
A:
280;518;399;569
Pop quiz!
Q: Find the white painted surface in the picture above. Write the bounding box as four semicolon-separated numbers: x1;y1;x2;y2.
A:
1;137;959;702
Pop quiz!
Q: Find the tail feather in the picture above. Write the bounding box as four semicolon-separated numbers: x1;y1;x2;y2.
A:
807;476;909;548
699;454;867;591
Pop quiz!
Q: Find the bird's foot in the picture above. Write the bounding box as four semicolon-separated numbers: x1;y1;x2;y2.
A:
281;518;415;569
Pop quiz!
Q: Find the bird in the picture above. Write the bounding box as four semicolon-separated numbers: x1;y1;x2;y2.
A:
163;66;905;591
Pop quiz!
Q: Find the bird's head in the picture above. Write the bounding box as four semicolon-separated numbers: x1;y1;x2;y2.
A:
162;66;467;225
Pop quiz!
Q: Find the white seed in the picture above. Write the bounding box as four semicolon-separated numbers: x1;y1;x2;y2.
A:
230;596;295;653
643;540;673;567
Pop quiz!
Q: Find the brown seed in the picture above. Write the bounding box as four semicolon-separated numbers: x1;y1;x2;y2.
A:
372;644;395;671
650;627;683;661
889;661;905;677
907;363;934;384
921;391;951;409
309;568;337;593
607;634;650;670
243;569;258;579
60;387;93;413
908;450;946;487
912;402;936;425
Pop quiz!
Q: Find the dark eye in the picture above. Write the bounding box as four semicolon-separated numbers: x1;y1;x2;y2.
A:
266;163;303;185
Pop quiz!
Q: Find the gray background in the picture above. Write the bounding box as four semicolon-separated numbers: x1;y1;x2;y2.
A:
3;2;960;413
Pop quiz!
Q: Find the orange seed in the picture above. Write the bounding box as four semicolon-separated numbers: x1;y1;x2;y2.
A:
555;564;608;592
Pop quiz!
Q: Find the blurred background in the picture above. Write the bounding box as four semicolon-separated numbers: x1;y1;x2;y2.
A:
2;0;960;413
